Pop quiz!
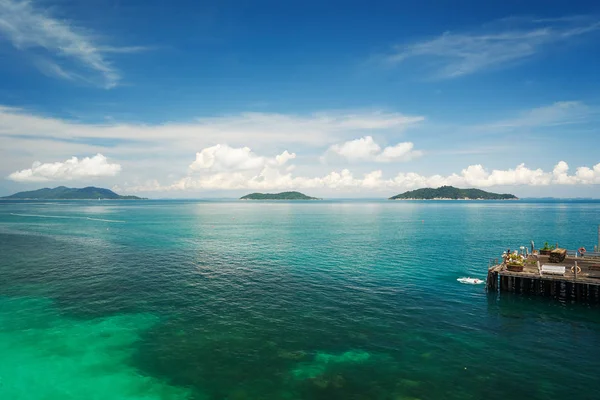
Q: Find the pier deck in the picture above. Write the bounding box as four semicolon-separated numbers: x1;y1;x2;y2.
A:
486;254;600;302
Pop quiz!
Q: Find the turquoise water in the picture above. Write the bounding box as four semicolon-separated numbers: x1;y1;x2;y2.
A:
1;199;600;399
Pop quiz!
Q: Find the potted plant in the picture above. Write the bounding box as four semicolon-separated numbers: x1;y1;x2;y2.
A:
506;253;524;272
539;242;555;256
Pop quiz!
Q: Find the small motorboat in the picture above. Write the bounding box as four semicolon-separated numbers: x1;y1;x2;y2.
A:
457;277;484;285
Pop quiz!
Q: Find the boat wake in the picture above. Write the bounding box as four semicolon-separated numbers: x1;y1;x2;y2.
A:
9;213;125;223
457;277;484;285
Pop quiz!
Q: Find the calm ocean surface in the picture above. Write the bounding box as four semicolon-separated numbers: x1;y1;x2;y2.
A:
1;199;600;400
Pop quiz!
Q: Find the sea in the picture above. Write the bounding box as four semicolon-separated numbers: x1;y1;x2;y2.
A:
1;199;600;400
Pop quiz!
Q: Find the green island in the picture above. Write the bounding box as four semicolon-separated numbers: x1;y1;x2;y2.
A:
240;191;320;200
389;185;518;200
1;186;144;200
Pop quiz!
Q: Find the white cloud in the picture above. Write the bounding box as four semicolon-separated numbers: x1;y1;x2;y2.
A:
8;153;121;182
575;164;600;183
376;142;422;162
275;150;296;165
384;17;600;78
0;106;426;192
190;145;265;172
390;161;600;189
327;136;381;161
2;105;599;195
552;161;574;185
326;136;422;162
0;0;145;88
189;144;295;173
117;144;600;193
0;106;424;153
477;101;594;131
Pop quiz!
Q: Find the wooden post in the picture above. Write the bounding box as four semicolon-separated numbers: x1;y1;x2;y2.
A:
537;260;541;276
574;261;578;281
487;269;497;291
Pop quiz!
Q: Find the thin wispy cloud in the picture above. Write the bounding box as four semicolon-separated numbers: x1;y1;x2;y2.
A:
472;101;597;133
0;106;424;150
0;0;146;88
384;16;600;79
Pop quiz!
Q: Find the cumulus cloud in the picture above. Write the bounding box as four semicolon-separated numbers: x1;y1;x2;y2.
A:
190;145;266;172
574;163;600;183
118;145;600;193
275;151;296;165
377;142;422;162
325;136;422;162
2;104;598;196
188;144;296;173
0;106;426;191
390;161;600;189
327;136;381;161
8;154;121;182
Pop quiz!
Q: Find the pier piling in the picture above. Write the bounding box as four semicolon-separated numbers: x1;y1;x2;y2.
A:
486;252;600;303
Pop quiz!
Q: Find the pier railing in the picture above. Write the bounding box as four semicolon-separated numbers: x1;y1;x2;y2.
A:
487;258;499;268
493;250;600;260
562;250;600;258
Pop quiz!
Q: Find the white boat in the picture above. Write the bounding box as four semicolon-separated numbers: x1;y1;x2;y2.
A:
457;277;484;285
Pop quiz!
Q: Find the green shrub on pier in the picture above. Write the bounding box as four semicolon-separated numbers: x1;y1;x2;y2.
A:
540;242;555;251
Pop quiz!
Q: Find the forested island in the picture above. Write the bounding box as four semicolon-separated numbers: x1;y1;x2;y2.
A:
240;191;319;200
389;186;518;200
1;186;144;200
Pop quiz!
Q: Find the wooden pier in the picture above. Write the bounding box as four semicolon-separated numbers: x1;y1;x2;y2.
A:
486;253;600;302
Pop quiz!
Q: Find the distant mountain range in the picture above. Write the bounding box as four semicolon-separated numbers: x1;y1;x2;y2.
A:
240;191;319;200
389;186;518;200
1;186;144;200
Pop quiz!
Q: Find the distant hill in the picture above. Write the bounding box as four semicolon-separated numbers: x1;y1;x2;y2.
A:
240;191;319;200
389;186;518;200
1;186;144;200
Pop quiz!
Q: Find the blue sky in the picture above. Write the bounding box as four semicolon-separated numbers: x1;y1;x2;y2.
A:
1;0;599;197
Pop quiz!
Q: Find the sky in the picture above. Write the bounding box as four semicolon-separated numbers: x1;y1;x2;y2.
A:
1;0;600;198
